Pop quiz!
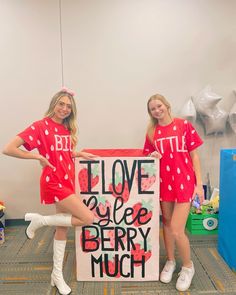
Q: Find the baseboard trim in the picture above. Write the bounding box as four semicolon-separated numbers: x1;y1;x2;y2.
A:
5;219;27;226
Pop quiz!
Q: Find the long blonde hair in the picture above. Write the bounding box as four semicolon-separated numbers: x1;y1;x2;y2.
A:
146;94;172;142
45;90;78;148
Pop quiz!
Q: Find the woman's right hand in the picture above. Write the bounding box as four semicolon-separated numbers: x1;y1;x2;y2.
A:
3;136;55;169
149;151;162;159
38;155;55;169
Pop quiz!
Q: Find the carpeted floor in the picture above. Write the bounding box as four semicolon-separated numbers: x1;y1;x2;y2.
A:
0;225;236;295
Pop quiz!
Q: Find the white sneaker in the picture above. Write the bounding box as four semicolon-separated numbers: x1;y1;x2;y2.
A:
176;261;195;291
160;260;176;283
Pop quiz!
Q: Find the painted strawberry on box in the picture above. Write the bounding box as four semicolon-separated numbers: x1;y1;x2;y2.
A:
102;254;121;278
79;164;99;192
108;223;127;249
135;163;156;191
92;195;111;220
109;172;130;203
80;227;100;252
131;240;152;266
132;199;153;227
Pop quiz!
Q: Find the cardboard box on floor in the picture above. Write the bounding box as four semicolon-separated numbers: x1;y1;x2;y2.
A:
75;149;160;281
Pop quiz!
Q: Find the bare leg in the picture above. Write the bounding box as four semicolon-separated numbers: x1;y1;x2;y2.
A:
172;203;195;291
50;194;94;295
54;193;94;240
170;202;192;267
24;194;94;295
55;194;94;226
160;202;177;283
161;201;175;261
25;194;94;240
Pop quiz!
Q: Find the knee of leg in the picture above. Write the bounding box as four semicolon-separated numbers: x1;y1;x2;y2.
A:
83;210;94;225
162;215;172;227
170;227;185;240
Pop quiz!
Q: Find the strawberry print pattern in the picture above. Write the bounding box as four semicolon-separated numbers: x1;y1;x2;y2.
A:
79;164;99;192
109;172;130;203
107;223;127;249
80;228;100;252
102;254;121;278
143;118;203;203
132;199;153;227
131;240;152;267
17;117;75;204
90;195;111;221
135;163;156;191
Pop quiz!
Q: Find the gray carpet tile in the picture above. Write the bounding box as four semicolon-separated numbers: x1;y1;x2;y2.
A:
0;225;236;295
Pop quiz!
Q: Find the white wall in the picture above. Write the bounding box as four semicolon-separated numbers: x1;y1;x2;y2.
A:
0;0;236;219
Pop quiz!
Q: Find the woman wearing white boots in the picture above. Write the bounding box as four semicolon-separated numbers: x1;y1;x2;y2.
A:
3;88;96;295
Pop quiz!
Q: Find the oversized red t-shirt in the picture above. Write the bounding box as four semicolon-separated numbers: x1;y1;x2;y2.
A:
18;117;75;204
143;118;203;203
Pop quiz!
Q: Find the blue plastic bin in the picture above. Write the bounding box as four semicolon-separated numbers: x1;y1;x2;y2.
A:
218;149;236;271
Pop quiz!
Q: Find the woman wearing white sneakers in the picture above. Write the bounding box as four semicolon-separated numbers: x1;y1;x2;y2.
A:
3;88;96;295
143;93;204;291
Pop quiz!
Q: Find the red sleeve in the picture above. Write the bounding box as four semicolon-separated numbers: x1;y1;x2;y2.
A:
17;121;41;151
143;135;155;156
185;121;203;152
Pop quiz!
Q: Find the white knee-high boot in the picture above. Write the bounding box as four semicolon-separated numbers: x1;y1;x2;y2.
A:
51;239;71;295
25;213;72;239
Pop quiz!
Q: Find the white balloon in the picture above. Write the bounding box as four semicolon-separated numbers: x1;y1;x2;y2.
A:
179;98;197;123
229;101;236;133
192;85;222;116
201;107;228;135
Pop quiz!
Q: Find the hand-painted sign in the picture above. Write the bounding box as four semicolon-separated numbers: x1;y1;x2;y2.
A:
75;149;159;281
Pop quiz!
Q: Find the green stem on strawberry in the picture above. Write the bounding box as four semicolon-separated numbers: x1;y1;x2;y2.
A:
92;164;99;177
142;199;153;211
139;238;152;251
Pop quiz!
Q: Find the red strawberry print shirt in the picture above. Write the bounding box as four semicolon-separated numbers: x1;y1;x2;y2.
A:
143;118;203;203
18;117;75;204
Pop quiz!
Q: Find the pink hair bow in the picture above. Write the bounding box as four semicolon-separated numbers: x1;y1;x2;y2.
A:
61;86;76;97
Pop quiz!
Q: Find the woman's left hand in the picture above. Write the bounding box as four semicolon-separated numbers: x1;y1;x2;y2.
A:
193;184;205;204
81;152;98;160
73;151;98;160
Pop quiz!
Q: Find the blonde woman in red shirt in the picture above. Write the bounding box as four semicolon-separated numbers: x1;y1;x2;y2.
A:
143;93;204;292
3;88;96;295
